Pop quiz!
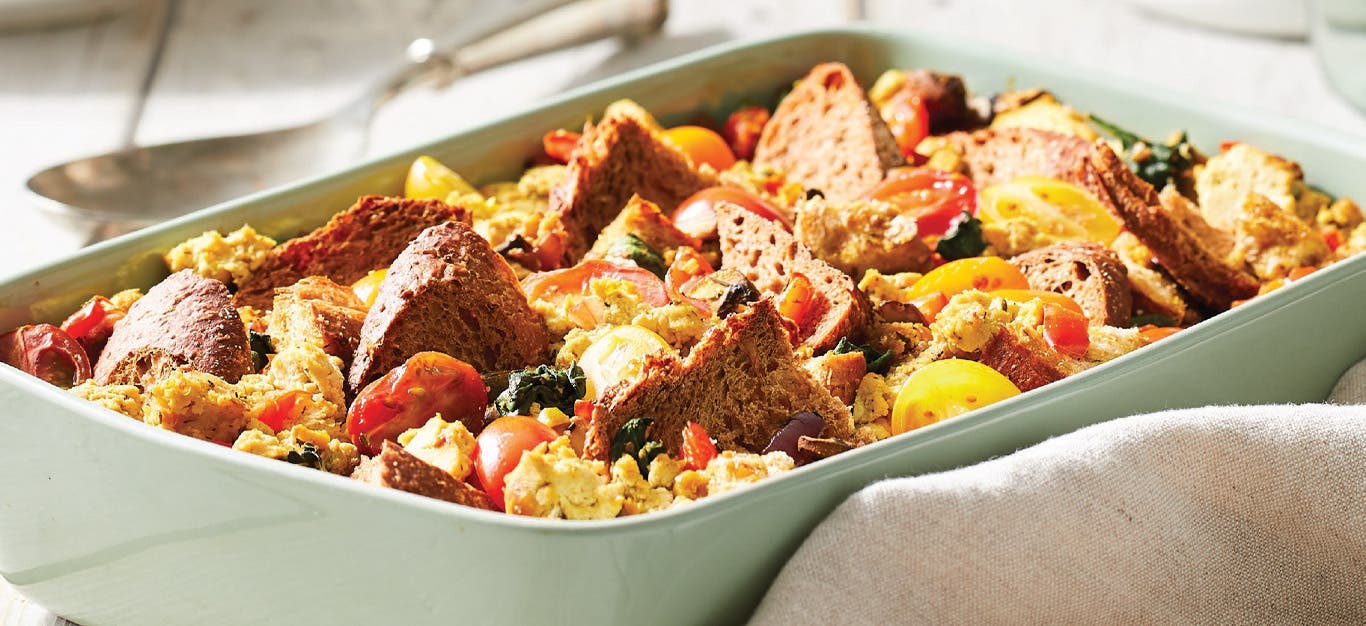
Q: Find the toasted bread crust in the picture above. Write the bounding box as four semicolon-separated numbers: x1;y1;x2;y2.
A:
755;62;906;201
352;441;494;510
95;270;251;385
1012;242;1132;326
585;194;702;260
946;127;1108;202
716;202;871;352
266;277;367;371
349;222;550;392
1088;145;1259;311
584;300;853;460
538;113;716;266
235;196;470;309
794;198;935;276
978;328;1080;392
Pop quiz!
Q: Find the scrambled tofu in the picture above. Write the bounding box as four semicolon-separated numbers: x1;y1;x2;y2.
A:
858;270;924;308
397;416;476;481
1229;193;1332;280
163;225;276;287
142;369;251;443
232;425;360;475
469;165;566;250
1195;143;1322;228
69;381;143;419
611;456;675;515
629;303;710;351
1084;325;1145;364
716;160;806;210
236;343;347;436
989;92;1098;140
851;373;894;427
676;451;796;499
533;278;711;352
981;218;1073;258
502;437;624;520
930;291;1023;354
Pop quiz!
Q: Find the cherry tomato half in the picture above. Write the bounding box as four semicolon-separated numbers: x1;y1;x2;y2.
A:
351;269;387;308
680;421;718;471
879;90;930;159
776;273;825;341
890;359;1020;435
476;415;557;511
542;129;582;164
863;168;976;237
671;186;791;241
0;324;92;388
522;259;671;307
661;126;737;171
346;352;487;456
1040;303;1090;358
988;289;1086;319
905;257;1030;301
665;247;714;310
60;296;121;360
722;106;770;161
1138;325;1182;344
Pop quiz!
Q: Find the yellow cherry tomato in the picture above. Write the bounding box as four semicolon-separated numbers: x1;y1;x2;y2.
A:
979;176;1122;244
578;325;675;399
988;289;1086;318
660;126;737;171
404;155;478;200
890;359;1021;435
905;257;1030;300
351;269;387;307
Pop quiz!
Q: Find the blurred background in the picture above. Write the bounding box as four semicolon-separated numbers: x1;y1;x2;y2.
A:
3;0;1365;278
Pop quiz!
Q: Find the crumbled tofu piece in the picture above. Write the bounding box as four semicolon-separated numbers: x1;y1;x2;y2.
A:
531;277;651;339
929;291;1021;354
701;451;796;496
981;218;1072;258
1083;325;1145;364
470;165;565;248
234;343;346;436
989;92;1098;140
69;381;143;418
1229;193;1332;280
555;326;613;369
397;416;476;481
232;428;290;460
630;303;710;351
611;456;675;516
647;454;686;490
718;160;806;209
163;225;276;287
1195;143;1307;229
1344;223;1366;257
858;270;925;308
851;373;895;426
1317;197;1363;232
234;425;359;475
502;437;624;520
264;343;346;411
142;369;250;443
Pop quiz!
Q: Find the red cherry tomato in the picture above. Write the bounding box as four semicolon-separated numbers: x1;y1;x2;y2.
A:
476;415;557;511
1286;266;1317;282
60;296;121;360
680;421;717;471
661;126;736;171
542;129;581;164
671;186;791;241
880;91;930;159
522;259;671;307
1041;303;1090;358
0;324;92;388
256;389;305;433
863;168;977;237
722;106;770;161
346;352;487;456
1322;227;1343;253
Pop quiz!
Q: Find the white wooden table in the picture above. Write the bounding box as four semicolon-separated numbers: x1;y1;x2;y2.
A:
2;0;1364;623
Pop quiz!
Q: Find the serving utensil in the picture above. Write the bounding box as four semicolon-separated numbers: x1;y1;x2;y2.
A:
25;0;666;240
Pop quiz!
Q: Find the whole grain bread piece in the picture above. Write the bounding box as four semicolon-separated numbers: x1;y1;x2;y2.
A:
234;195;470;310
802;350;866;405
754;62;906;201
352;441;494;510
794;197;935;277
265;276;367;371
945;127;1110;201
95;270;251;386
716;202;871;352
1088;145;1259;311
349;221;550;393
584;194;702;261
536;111;716;267
978;327;1085;392
584;300;853;461
1109;232;1192;323
1011;242;1132;326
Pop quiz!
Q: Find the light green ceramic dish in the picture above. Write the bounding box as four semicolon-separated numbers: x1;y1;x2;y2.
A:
1;27;1364;626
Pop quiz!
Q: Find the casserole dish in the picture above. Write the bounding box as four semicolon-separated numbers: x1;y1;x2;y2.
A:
2;26;1365;625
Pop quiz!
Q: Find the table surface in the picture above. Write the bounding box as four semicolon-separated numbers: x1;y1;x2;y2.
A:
3;0;1365;623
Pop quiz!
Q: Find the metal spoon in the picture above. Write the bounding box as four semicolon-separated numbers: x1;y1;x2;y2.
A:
26;0;667;239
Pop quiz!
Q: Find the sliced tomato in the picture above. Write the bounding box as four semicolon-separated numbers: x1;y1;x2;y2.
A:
906;257;1030;300
0;324;92;388
542;129;582;164
1287;266;1317;282
346;352;487;456
989;289;1086;318
256;389;306;433
1138;325;1182;344
477;415;558;511
722;106;770;161
863;168;976;237
1041;303;1090;358
661;126;736;171
879;90;930;159
680;421;718;471
522;259;670;307
671;186;792;241
890;359;1020;435
60;296;120;359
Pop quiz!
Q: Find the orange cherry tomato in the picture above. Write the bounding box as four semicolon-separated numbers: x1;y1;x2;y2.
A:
542;129;582;164
989;289;1086;318
346;352;488;456
661;125;736;171
722;106;770;161
60;296;121;359
776;273;825;339
879;90;930;159
1041;303;1090;358
256;389;306;433
522;259;671;307
680;421;717;471
671;186;791;241
911;292;949;323
351;269;387;307
1287;266;1317;282
0;324;92;388
1138;325;1182;344
475;415;557;511
863;168;976;237
666;247;714;309
906;257;1030;300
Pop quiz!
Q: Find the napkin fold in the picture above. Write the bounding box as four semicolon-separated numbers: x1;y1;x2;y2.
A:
753;364;1366;624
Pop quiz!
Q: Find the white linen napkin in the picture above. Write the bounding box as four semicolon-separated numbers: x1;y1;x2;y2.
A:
751;362;1366;624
